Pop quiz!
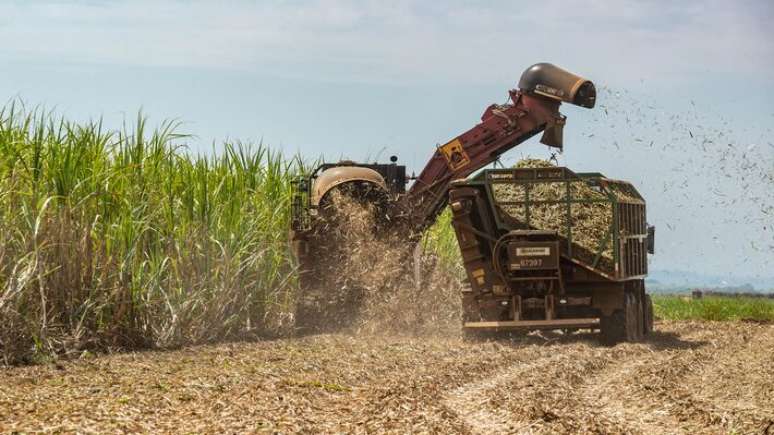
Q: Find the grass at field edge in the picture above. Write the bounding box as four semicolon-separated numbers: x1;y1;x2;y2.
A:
652;295;774;322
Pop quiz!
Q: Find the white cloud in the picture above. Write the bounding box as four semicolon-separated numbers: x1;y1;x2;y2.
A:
1;0;772;85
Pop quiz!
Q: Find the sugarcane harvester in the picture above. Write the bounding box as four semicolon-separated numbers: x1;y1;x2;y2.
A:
291;63;653;342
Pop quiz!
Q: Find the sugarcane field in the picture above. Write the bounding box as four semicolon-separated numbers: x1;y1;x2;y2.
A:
2;2;773;434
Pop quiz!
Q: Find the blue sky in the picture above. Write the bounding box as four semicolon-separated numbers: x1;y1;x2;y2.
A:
1;0;773;284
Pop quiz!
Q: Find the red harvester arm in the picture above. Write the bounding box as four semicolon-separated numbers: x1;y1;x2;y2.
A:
404;91;564;232
403;63;596;234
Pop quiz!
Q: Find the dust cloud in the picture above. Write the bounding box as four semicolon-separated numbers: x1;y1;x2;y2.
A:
308;185;464;336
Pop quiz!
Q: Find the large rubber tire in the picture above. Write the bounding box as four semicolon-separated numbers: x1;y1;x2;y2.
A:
600;309;626;344
643;294;654;335
632;291;644;342
600;291;643;344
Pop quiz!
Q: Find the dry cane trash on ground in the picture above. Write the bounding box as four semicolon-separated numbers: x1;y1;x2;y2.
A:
1;321;773;434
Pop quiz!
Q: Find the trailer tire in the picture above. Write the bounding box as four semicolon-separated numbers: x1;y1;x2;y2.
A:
644;294;654;335
600;291;643;344
633;291;644;341
600;310;626;344
626;291;644;342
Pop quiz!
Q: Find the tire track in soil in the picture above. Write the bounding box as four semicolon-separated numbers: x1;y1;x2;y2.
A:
480;344;634;434
577;322;772;435
442;323;774;435
443;336;630;434
687;325;774;433
576;325;721;434
443;349;567;434
646;323;774;434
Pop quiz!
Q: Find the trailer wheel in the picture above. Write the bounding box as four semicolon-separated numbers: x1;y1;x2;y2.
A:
625;291;644;342
600;310;626;344
632;291;644;342
643;294;654;335
600;291;643;344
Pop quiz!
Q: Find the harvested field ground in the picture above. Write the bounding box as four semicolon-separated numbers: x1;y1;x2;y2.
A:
2;321;773;434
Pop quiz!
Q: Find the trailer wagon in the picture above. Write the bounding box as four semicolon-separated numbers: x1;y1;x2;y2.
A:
449;165;655;342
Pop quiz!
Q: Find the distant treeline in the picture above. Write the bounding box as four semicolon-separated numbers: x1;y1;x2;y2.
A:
690;290;774;299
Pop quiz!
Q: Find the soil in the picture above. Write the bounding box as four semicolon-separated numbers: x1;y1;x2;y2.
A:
2;321;772;434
